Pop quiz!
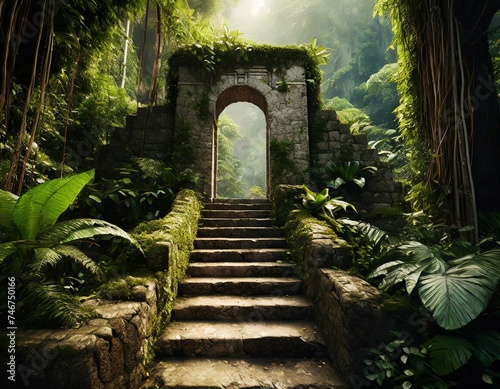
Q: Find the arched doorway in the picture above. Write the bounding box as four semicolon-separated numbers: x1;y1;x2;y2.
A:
212;85;270;199
216;102;267;199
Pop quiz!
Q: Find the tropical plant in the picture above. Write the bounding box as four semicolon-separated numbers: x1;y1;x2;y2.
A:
325;160;378;191
426;331;500;383
300;185;356;232
0;169;142;326
299;37;331;66
81;158;197;228
369;241;500;331
363;331;454;388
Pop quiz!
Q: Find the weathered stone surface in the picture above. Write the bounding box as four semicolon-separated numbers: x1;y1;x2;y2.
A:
179;277;303;296
16;280;162;389
305;269;409;384
187;262;295;278
197;226;285;238
171;295;313;321
304;237;353;273
156;321;327;358
142;358;348;389
190;248;289;262
194;237;288;250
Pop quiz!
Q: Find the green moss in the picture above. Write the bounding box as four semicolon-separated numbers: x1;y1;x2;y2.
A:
129;189;202;367
171;118;195;163
196;89;211;120
269;139;297;185
284;209;338;273
98;276;153;300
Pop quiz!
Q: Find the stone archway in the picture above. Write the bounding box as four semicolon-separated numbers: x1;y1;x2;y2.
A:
175;65;310;199
214;86;270;199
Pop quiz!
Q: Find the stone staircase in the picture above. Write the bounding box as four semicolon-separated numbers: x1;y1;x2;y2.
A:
143;199;347;388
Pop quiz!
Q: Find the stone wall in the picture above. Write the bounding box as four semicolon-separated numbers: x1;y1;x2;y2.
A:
305;269;409;386
109;106;174;160
175;64;310;198
17;282;157;389
310;109;404;216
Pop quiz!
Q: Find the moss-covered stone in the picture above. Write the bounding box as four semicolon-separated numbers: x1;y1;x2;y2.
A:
131;188;203;271
270;184;305;227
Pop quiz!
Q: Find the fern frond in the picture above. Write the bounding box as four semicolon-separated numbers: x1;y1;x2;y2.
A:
54;245;101;276
32;247;62;273
22;282;98;327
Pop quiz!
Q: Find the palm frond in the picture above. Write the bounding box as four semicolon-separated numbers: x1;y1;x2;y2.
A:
0;243;17;262
32;248;63;273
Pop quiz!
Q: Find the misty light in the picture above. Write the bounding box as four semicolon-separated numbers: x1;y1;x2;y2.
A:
217;102;267;199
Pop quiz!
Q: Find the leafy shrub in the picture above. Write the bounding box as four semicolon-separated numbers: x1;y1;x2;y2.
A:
300;185;356;233
80;158;198;229
0;170;141;327
325;160;378;191
324;96;354;111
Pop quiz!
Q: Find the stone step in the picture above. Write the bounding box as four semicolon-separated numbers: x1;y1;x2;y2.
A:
197;226;284;238
179;277;303;296
202;209;271;219
204;202;272;211
187;262;295;278
156;321;327;358
142;358;348;389
194;237;288;250
211;198;270;204
190;248;289;262
200;218;274;227
171;295;312;321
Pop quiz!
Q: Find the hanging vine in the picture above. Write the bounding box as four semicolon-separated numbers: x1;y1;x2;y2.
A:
375;0;500;241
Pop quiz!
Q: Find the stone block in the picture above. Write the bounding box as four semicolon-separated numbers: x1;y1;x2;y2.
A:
305;269;410;384
304;238;352;273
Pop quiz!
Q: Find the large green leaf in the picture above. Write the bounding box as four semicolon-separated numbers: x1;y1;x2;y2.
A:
0;190;19;239
469;331;500;368
0;243;17;262
428;335;474;375
419;265;497;330
13;170;95;240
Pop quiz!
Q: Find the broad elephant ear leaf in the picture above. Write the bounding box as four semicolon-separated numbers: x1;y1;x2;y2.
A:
428;335;474;375
13;170;95;240
419;264;497;330
0;190;19;239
